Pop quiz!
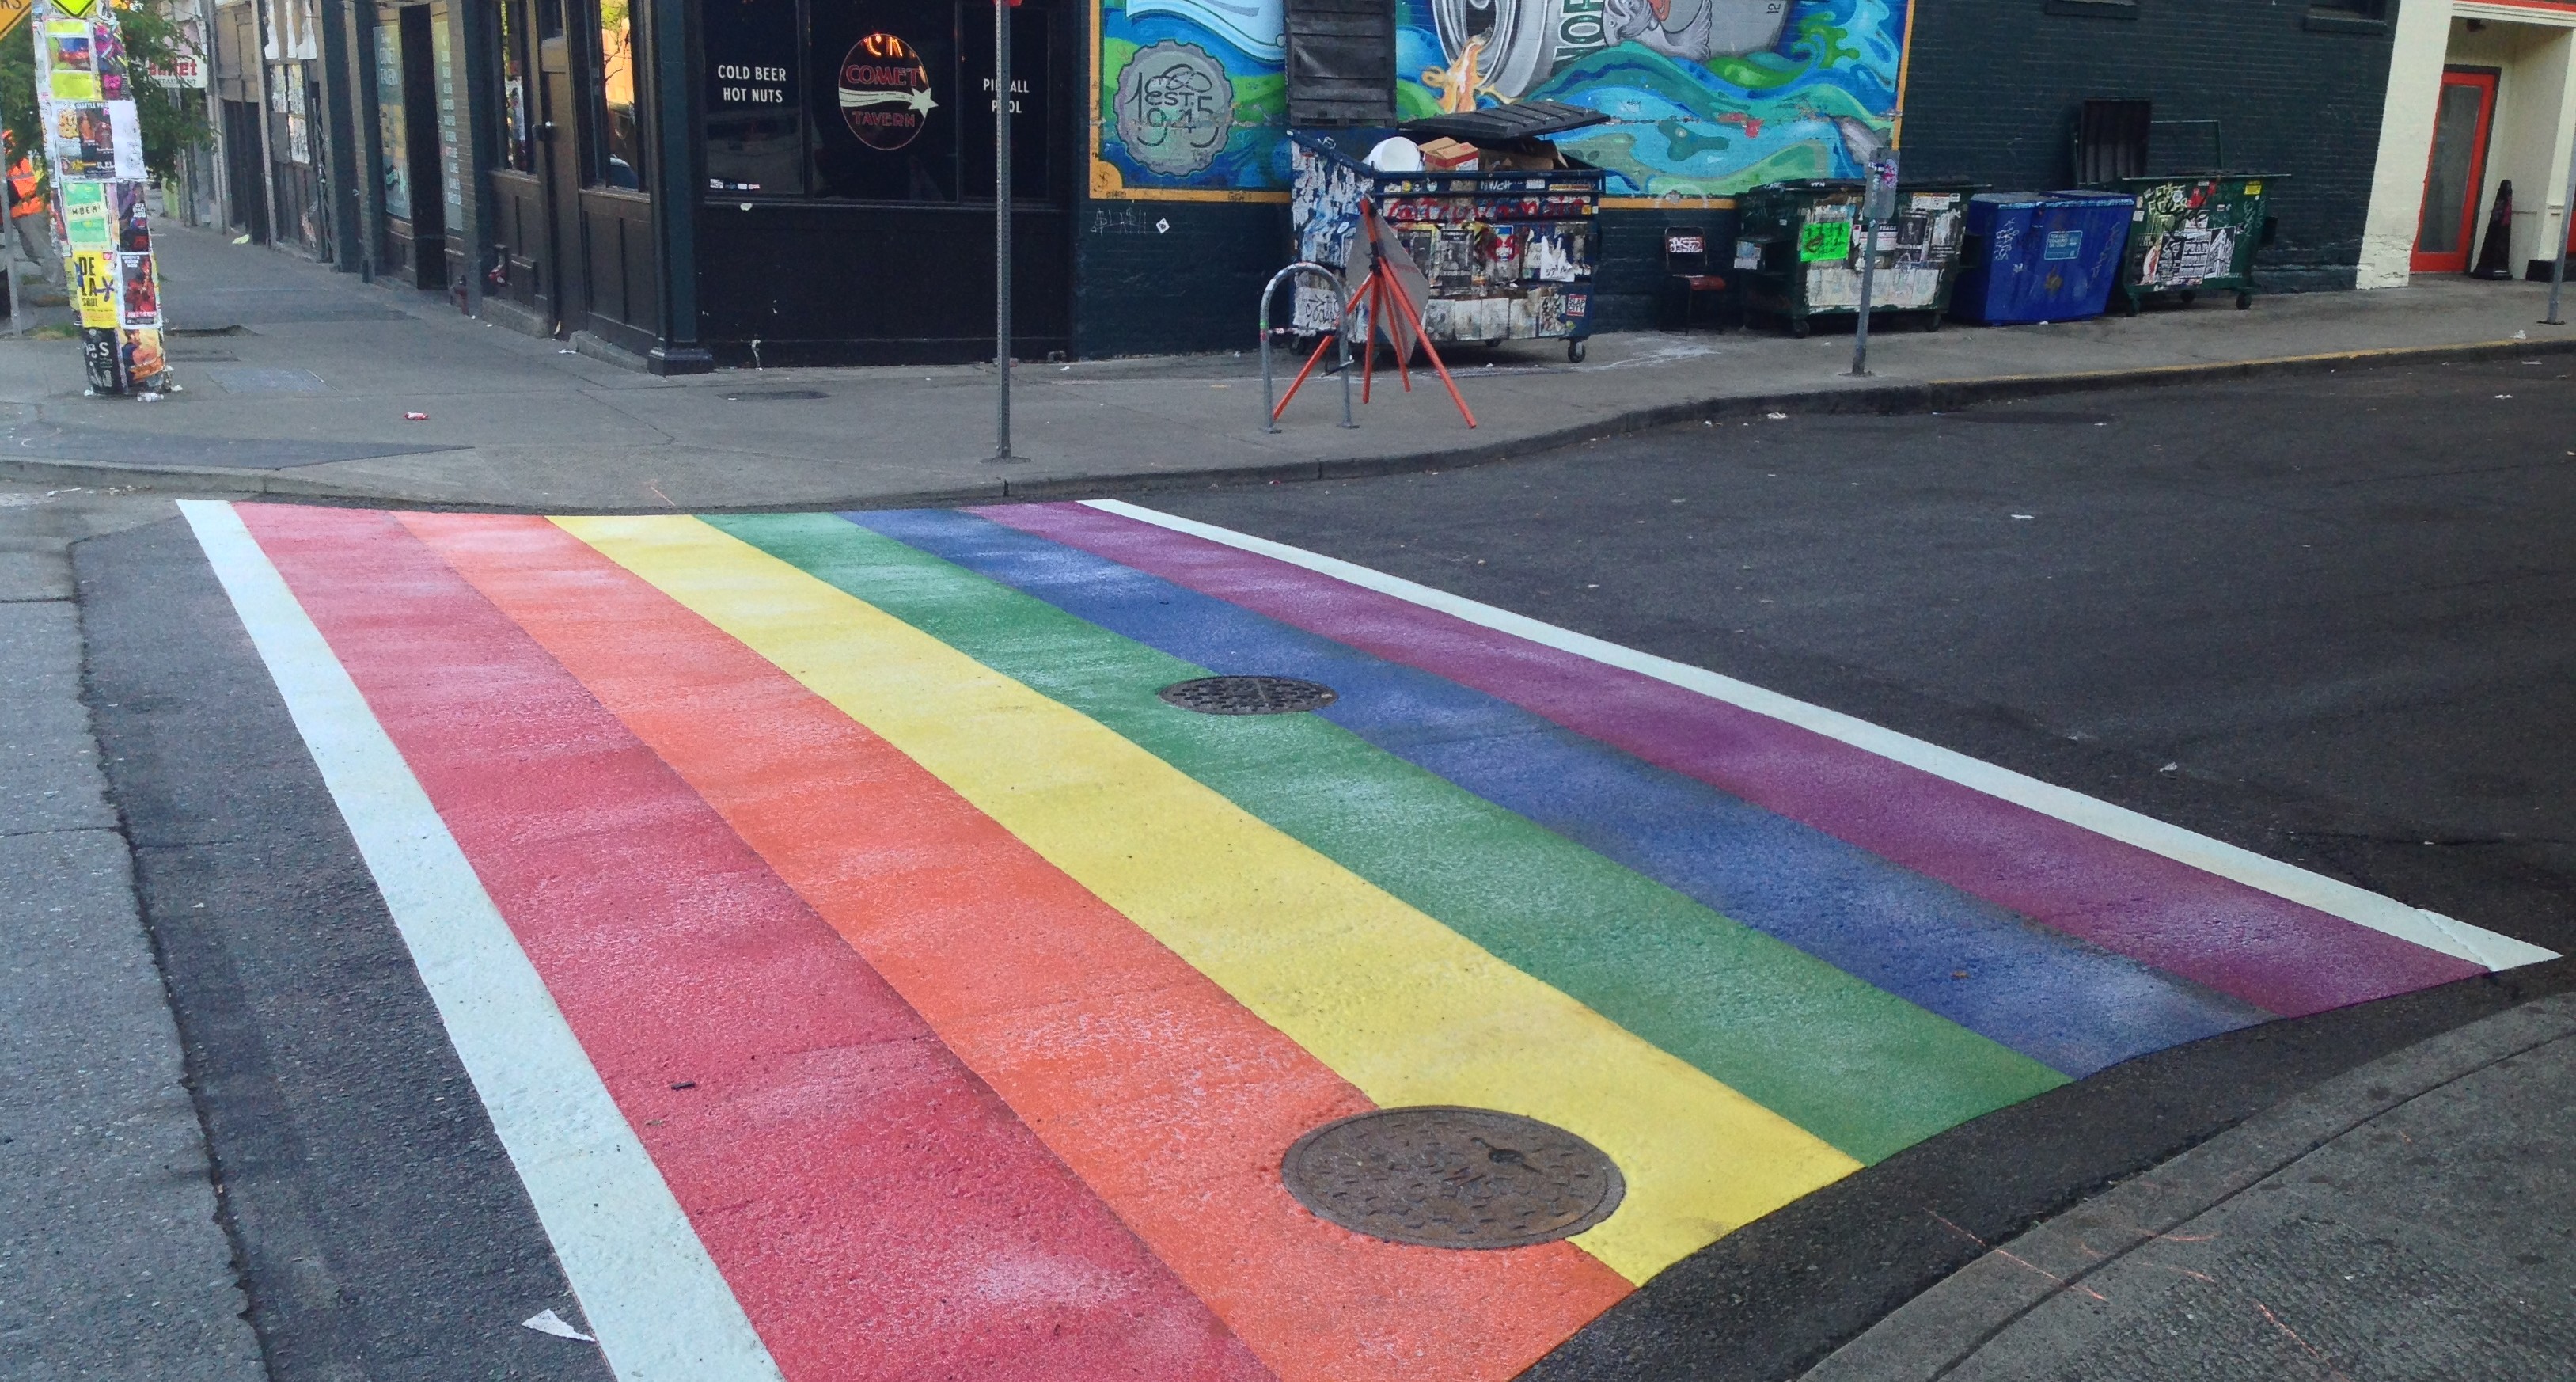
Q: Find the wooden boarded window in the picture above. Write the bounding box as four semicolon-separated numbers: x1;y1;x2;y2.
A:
1287;0;1393;126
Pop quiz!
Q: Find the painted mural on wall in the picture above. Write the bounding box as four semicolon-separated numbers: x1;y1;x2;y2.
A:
1094;0;1908;199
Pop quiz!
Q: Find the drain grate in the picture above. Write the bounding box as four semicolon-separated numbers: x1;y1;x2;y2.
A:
722;388;828;401
1158;675;1338;715
1159;675;1339;716
1282;1107;1624;1248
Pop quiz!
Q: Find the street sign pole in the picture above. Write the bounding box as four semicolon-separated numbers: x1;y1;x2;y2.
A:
2546;122;2576;326
1849;152;1897;378
992;0;1015;459
1848;223;1877;376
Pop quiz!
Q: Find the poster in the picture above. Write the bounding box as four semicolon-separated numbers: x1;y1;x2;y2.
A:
51;102;116;177
120;327;163;380
1093;0;1910;203
117;251;157;326
82;327;123;392
44;19;96;98
59;178;110;248
112;179;147;249
69;247;119;327
90;19;129;98
107;100;144;177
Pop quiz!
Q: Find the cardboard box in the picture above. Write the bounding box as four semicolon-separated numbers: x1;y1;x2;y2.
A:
1418;138;1479;171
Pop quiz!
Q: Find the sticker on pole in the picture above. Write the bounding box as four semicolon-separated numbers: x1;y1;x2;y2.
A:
838;33;934;151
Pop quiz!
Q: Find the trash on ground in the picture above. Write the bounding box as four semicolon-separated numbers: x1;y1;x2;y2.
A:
521;1309;595;1342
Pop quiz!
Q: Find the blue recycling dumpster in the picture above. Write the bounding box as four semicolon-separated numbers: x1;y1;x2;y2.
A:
1950;192;2135;325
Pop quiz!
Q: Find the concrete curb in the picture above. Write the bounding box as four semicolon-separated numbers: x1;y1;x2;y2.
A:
1795;989;2576;1382
6;334;2575;512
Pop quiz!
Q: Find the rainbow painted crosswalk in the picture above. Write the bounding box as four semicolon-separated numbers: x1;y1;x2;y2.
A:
185;499;2551;1382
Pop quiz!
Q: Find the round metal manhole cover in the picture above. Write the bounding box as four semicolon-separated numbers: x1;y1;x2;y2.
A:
1158;675;1338;715
1281;1107;1625;1249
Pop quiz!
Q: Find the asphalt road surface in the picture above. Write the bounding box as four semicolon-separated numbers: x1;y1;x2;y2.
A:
49;357;2576;1382
1155;356;2576;1377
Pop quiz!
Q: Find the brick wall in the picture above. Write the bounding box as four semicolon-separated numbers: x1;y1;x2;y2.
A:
1075;199;1296;357
1899;1;2399;290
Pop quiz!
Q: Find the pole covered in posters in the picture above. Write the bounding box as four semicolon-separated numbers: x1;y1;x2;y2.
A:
32;0;169;396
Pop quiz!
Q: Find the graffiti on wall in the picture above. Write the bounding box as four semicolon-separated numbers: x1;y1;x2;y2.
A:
1093;0;1909;202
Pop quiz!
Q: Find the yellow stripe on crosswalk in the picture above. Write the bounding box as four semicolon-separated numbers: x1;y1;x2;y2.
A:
560;514;1860;1282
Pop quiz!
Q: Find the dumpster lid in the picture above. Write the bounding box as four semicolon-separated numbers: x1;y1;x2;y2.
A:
1975;190;2132;206
1398;101;1610;145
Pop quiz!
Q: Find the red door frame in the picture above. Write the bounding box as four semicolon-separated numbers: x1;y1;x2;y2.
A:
2415;67;2500;274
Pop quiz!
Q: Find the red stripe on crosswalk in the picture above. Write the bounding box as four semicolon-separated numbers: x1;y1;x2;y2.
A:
241;503;1274;1382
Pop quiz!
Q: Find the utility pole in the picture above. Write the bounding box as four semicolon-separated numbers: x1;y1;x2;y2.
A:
1849;150;1897;377
991;0;1015;461
2547;121;2576;326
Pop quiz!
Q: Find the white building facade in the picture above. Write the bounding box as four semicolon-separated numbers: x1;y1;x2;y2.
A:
2359;0;2576;286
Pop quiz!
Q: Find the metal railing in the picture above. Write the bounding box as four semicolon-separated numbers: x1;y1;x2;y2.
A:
1258;262;1357;433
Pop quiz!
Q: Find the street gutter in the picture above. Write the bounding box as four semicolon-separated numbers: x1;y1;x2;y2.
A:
7;335;2574;513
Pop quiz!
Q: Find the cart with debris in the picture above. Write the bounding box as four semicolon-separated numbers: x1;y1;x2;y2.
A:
1289;103;1609;363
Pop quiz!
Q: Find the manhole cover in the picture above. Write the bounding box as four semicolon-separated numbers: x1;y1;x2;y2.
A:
1281;1107;1624;1248
1158;675;1337;715
722;388;828;401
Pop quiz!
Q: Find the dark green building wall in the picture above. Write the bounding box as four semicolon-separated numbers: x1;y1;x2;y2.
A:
1896;0;2400;291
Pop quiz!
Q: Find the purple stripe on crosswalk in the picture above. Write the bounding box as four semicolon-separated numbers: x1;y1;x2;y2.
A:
977;501;2483;1019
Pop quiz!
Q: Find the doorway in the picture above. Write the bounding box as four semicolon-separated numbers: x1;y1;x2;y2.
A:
219;98;271;243
537;26;593;335
2413;67;2498;275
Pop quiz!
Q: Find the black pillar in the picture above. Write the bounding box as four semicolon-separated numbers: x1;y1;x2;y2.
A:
646;0;711;373
318;0;368;271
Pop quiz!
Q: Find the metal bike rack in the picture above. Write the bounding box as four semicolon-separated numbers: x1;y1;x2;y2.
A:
1258;262;1357;433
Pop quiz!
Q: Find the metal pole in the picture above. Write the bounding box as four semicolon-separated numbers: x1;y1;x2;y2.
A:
1257;262;1354;431
991;0;1014;459
1849;214;1876;377
2547;120;2576;326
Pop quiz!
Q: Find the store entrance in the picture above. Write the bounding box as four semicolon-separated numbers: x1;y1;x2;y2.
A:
696;0;1075;363
2414;67;2498;275
537;28;593;333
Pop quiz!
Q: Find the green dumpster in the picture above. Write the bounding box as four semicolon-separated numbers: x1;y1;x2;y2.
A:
2112;174;2281;314
1736;180;1976;337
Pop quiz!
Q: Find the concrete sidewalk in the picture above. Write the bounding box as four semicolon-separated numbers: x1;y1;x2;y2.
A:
1;222;2573;511
1799;989;2576;1382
